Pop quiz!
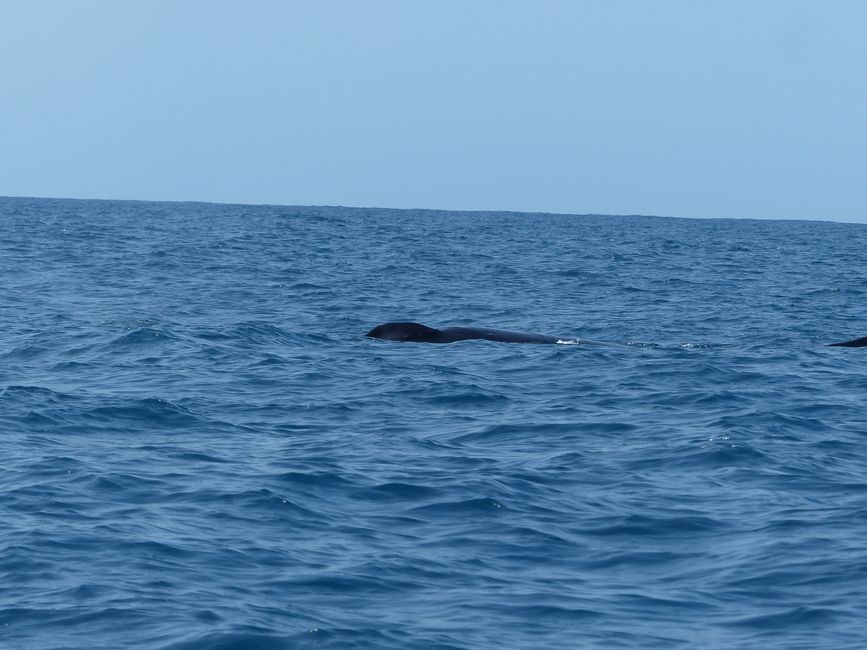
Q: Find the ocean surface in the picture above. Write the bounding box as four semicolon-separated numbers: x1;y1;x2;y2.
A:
2;196;867;650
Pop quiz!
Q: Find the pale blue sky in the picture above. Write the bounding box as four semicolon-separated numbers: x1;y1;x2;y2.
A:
2;1;865;221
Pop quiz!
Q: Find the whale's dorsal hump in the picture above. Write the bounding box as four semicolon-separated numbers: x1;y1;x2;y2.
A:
366;322;440;341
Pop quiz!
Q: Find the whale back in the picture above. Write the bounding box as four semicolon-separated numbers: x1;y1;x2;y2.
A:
828;335;867;347
366;322;562;344
366;322;441;342
437;326;560;344
368;323;867;347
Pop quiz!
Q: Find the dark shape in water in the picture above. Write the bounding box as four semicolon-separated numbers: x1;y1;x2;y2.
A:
367;323;867;349
828;335;867;348
366;322;560;344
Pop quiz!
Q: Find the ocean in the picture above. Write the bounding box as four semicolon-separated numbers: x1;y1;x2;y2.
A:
2;196;867;649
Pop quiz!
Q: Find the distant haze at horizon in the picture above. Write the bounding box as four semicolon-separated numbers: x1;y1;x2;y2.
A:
3;193;866;227
1;1;865;223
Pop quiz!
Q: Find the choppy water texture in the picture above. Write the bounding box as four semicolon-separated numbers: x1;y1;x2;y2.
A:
2;196;867;649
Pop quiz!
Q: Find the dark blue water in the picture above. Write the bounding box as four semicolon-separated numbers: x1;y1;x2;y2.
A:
2;196;867;649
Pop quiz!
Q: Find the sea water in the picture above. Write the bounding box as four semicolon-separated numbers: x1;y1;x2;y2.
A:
1;196;867;649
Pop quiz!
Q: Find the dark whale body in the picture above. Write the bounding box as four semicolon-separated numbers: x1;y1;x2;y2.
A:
828;336;867;348
366;322;561;344
366;322;867;348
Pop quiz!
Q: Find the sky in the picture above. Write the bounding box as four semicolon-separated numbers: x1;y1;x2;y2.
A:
1;0;865;221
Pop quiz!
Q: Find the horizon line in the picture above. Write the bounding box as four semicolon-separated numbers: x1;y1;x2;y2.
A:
0;193;859;226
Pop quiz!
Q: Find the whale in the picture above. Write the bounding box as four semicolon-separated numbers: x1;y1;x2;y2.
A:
366;322;562;344
828;336;867;347
367;322;867;348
